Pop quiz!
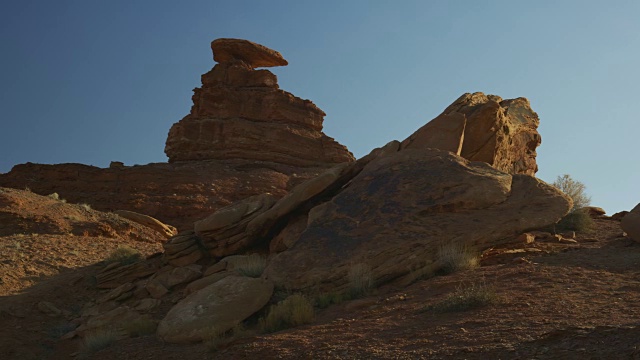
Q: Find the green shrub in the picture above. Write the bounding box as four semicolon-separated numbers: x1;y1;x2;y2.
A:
80;328;118;355
437;242;478;275
555;209;594;232
260;294;315;333
424;282;497;313
347;263;374;298
105;246;141;265
234;254;267;278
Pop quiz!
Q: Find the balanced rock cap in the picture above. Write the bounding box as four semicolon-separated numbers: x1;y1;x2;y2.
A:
211;38;288;68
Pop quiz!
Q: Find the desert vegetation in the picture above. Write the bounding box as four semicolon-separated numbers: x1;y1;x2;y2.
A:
260;294;315;333
79;328;118;357
552;174;594;232
437;242;479;275
234;253;267;278
104;246;141;265
347;263;374;298
423;281;498;313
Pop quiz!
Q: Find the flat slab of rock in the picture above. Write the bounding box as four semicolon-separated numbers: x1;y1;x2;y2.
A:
211;38;288;68
157;275;273;343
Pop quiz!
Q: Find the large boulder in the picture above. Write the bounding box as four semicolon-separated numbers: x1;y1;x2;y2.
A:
402;92;541;175
164;39;354;167
264;148;571;292
157;275;273;343
621;203;640;242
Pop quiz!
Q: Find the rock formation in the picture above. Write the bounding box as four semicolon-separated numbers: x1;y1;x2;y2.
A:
164;38;354;167
402;92;541;175
0;38;354;230
622;203;640;242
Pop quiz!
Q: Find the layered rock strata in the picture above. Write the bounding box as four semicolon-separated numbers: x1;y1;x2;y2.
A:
402;92;541;175
164;38;354;166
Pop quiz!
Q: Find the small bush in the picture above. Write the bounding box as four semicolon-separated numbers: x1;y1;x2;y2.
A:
424;282;497;313
260;294;315;333
123;317;157;337
105;246;141;265
234;254;267;278
79;203;92;211
80;328;118;355
555;210;594;232
552;174;591;211
437;242;479;275
347;263;374;298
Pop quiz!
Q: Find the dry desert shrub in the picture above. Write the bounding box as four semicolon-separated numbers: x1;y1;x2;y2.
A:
234;253;267;278
260;294;315;333
105;246;141;265
79;328;118;356
204;324;249;352
347;263;374;298
424;281;497;313
47;192;67;203
437;242;479;275
555;209;594;232
314;291;344;309
552;174;591;211
79;203;92;211
123;317;157;337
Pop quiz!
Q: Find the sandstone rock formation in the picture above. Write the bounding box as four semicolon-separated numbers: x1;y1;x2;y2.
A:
0;160;324;231
164;39;354;167
0;38;354;230
211;38;288;68
621;203;640;242
402;92;541;175
263;148;571;291
157;275;273;343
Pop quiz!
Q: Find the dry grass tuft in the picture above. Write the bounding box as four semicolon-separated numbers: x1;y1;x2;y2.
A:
424;282;498;313
437;242;479;275
260;294;315;333
347;263;374;298
79;328;118;356
123;317;157;337
234;254;267;278
105;246;141;266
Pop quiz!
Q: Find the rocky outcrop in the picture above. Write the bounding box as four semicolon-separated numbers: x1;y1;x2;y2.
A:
164;39;354;167
263;147;571;292
0;160;326;230
622;203;640;242
157;275;273;343
402;92;541;175
0;39;354;230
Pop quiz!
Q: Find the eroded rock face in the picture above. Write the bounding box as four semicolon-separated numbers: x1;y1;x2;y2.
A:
164;39;354;167
0;160;325;230
402;92;541;175
264;148;571;291
157;275;273;343
622;203;640;242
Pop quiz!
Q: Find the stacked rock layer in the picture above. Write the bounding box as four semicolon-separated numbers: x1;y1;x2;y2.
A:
164;38;354;167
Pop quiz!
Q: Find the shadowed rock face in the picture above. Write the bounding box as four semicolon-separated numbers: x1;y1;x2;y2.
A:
402;92;541;176
263;148;571;292
164;39;354;167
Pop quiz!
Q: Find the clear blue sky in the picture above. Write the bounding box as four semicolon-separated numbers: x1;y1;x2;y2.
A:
1;1;638;214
